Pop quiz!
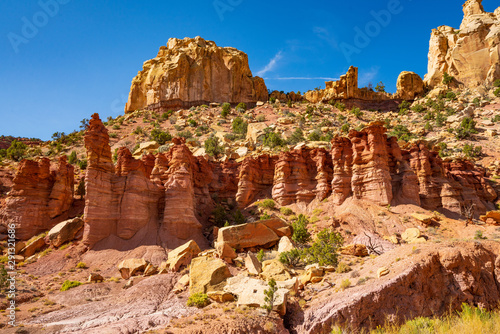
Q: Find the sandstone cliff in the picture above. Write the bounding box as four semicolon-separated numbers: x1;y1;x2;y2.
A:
80;115;496;249
125;36;268;113
424;0;500;88
0;157;74;240
304;66;424;109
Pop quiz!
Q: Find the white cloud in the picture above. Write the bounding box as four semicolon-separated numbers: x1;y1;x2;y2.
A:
358;66;380;86
264;77;338;81
256;51;283;77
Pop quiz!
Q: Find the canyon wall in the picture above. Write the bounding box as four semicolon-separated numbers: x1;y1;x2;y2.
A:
125;36;268;113
425;0;500;88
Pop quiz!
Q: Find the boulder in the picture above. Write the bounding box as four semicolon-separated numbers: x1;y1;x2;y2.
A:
261;259;291;281
395;71;424;100
377;267;390;278
217;220;284;250
88;273;104;283
246;122;269;143
163;240;201;272
189;256;232;294
19;235;47;258
47;218;84;248
277;236;295;254
133;141;159;158
215;241;237;263
480;211;500;225
117;258;149;279
173;274;190;294
300;266;324;285
224;275;288;316
207;291;235;303
245;252;262;275
401;228;424;244
340;244;368;257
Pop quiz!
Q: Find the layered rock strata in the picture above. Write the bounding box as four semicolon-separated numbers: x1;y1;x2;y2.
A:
0;156;74;240
125;36;268;113
424;0;500;88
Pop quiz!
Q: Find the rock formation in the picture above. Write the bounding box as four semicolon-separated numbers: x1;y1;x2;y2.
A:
304;66;424;109
0;156;74;240
424;0;500;88
81;114;496;249
125;36;268;113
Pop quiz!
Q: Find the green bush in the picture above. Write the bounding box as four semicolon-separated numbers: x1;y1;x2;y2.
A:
68;151;78;164
442;72;454;86
340;123;350;133
204;136;224;157
375;81;385;93
236;102;247;112
292;214;311;244
435;112;446;127
398;100;411;115
279;249;302;267
60;280;82;291
287;128;305;145
463;144;482;158
258;199;276;210
307;129;322;141
262;279;277;314
260;212;272;220
263;131;285;148
221;103;231;117
335;102;346;112
301;229;344;266
0;265;8;292
76;262;86;269
257;249;265;262
6;140;27;161
494;88;500;97
232;117;248;135
133;126;143;135
280;207;293;216
77;159;88;170
350;107;363;119
446;91;457;100
454;117;477;140
150;129;172;145
212;204;228;227
424;121;433;132
256;115;266;122
411;104;425;113
491;115;500;123
494;79;500;87
187;293;210;308
187;119;197;127
389;125;414;142
177;130;193;139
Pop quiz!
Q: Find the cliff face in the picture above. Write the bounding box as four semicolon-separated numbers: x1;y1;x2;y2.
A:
125;36;268;113
304;66;424;109
425;0;500;88
0;157;74;240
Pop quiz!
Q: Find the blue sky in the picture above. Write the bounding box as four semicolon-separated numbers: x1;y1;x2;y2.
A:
1;0;498;140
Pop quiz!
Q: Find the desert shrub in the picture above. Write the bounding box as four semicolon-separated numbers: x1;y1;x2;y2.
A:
232;210;245;225
340;123;350;133
494;88;500;97
187;119;197;127
292;214;311;244
0;265;8;292
60;280;82;291
389;125;414;142
398;100;411;115
446;91;457;100
133;126;143;135
279;249;302;267
262;279;277;314
301;229;343;266
6;140;27;161
336;262;351;273
77;159;88;170
424;121;433;132
308;129;322;141
187;293;210;308
280;207;293;216
212;205;228;227
335;102;346;112
204;136;224;157
257;249;265;262
494;79;500;87
442;72;454;86
221;103;231;117
375;81;385;93
177;130;193;139
350;107;363;119
263;131;285;148
260;212;272;220
411;104;425;113
256;115;266;122
454;117;477;140
435;112;446;127
491;115;500;123
150;129;172;145
68;151;77;164
232;117;248;135
472;97;481;107
76;262;86;269
340;278;351;290
236;102;247;113
258;199;276;210
287;128;305;145
463;144;482;158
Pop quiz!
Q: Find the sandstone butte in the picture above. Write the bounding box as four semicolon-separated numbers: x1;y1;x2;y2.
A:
124;36;268;113
424;0;500;88
2;114;497;247
304;66;424;110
